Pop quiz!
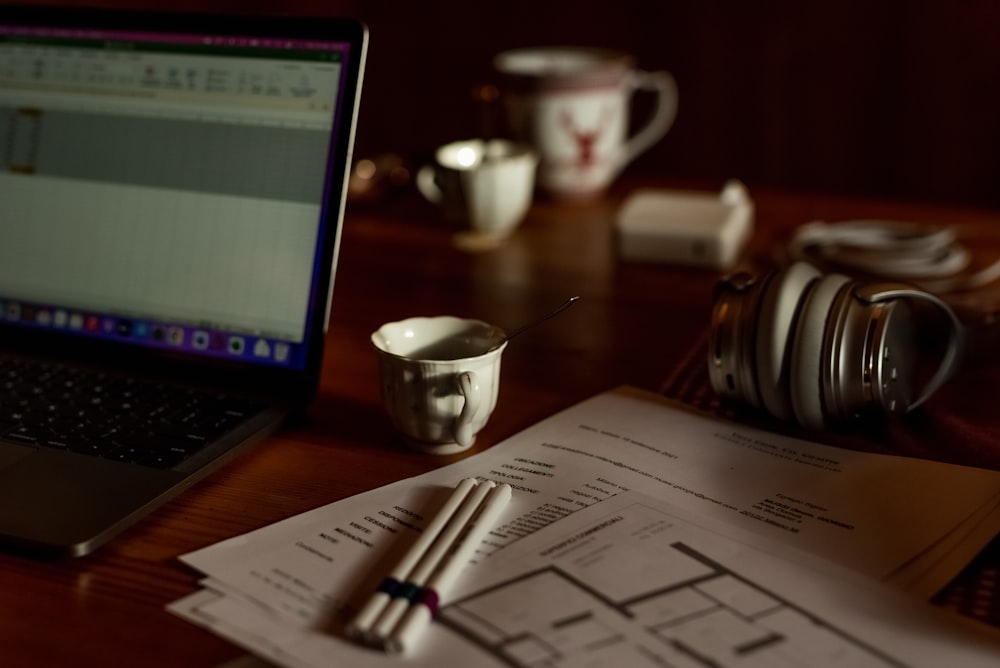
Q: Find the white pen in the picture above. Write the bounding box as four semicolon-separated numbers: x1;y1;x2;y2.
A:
386;482;513;655
366;479;497;647
345;477;479;643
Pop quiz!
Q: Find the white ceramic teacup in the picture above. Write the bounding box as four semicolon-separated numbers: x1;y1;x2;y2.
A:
494;47;678;199
371;316;507;455
417;138;537;238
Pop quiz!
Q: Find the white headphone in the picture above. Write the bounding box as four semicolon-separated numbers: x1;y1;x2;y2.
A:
707;261;965;429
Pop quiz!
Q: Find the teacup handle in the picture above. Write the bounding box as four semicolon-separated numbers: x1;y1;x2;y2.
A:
453;371;481;448
416;165;443;204
621;70;678;170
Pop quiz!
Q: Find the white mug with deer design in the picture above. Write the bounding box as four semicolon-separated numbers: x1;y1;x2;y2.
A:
494;47;678;199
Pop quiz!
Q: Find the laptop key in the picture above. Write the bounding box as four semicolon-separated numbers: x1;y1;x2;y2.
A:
137;450;187;469
3;425;39;445
42;436;70;450
106;445;152;463
69;440;117;457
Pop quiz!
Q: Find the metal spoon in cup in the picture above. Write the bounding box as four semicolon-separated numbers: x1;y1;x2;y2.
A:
488;296;580;352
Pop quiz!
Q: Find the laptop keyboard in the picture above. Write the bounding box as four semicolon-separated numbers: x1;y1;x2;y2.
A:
0;356;265;469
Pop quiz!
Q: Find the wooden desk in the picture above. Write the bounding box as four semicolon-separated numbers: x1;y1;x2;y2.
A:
4;178;1000;665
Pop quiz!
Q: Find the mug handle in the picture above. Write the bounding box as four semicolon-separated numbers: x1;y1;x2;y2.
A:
416;164;443;204
621;70;679;169
453;371;481;448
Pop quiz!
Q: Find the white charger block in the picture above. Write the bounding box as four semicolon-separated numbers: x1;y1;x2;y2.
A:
615;180;754;269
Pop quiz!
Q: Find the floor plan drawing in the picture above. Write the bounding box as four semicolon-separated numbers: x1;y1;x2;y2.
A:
439;504;904;668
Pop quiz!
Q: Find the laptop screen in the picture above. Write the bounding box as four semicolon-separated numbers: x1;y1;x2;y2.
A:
0;10;365;375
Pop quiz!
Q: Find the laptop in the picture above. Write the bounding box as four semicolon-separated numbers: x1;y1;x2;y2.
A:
0;6;367;557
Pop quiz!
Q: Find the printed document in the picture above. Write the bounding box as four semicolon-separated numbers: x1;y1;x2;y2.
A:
170;386;1000;666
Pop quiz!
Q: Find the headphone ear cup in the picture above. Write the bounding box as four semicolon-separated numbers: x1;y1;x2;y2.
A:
868;300;917;415
708;273;768;409
788;274;852;430
754;262;821;422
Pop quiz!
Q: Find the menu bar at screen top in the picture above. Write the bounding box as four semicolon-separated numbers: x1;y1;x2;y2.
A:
0;29;345;126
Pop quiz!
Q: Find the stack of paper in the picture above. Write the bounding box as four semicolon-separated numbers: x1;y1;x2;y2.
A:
170;386;1000;667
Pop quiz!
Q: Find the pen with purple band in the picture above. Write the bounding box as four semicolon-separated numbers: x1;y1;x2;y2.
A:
385;481;513;654
346;477;478;644
367;479;496;646
347;477;512;652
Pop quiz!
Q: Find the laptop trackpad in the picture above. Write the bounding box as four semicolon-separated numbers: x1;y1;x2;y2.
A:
0;442;34;470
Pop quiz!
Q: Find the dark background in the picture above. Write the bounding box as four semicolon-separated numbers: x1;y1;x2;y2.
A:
4;0;1000;208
